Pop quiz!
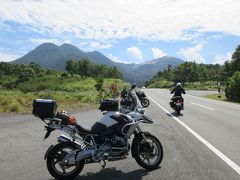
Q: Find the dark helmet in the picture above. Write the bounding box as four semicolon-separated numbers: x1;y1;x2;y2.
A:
131;83;136;89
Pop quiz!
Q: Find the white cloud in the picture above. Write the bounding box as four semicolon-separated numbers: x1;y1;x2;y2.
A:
89;42;112;49
213;52;232;65
152;48;167;59
108;53;131;64
0;0;240;41
0;51;20;62
127;46;143;61
30;38;62;45
178;44;205;63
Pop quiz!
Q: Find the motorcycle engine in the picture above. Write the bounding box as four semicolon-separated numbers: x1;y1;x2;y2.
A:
93;136;129;161
107;136;127;148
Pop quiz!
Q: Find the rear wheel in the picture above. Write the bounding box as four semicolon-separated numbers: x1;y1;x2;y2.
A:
176;109;181;115
134;134;163;170
46;142;84;180
141;98;150;107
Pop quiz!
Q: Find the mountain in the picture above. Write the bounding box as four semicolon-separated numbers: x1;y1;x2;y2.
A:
12;43;184;85
14;43;98;70
135;56;184;75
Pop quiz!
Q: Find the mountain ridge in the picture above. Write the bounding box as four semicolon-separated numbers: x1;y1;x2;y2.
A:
12;43;184;85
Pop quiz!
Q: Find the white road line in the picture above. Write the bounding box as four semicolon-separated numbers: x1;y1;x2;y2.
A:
186;93;240;108
146;94;240;175
191;102;215;110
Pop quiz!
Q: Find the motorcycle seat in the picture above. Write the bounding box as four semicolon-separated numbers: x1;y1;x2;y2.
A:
76;124;92;134
171;96;183;100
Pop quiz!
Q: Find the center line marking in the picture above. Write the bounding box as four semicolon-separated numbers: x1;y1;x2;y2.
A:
146;94;240;175
191;102;215;110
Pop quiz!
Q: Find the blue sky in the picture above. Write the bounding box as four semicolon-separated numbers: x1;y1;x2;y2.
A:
0;0;240;64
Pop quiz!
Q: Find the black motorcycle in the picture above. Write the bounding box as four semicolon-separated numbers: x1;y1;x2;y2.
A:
121;91;150;109
169;96;184;115
136;91;150;107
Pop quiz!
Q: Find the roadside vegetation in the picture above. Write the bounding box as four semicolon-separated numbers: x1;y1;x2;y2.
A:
0;60;126;113
203;93;227;102
146;45;240;103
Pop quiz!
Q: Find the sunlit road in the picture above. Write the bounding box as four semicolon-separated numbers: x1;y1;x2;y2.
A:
0;89;240;179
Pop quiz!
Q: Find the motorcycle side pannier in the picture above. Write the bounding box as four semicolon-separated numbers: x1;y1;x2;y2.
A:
32;99;57;119
99;99;118;111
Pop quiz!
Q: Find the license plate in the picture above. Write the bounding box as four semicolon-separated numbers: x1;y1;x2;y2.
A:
176;103;181;106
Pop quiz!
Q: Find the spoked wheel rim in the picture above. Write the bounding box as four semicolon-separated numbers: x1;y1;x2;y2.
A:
138;136;162;166
51;146;80;176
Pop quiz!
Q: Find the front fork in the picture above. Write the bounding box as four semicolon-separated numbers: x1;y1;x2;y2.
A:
131;127;151;158
136;126;148;142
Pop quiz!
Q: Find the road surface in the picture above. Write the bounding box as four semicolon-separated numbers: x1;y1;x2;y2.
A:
0;89;239;180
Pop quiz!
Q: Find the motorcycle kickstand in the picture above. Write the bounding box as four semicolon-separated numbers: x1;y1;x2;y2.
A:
100;159;106;169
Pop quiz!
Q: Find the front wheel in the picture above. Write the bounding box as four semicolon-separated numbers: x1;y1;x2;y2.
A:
141;98;150;107
46;142;84;180
134;133;163;170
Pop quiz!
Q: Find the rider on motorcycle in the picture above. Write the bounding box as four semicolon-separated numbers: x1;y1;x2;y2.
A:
170;82;186;109
128;83;142;110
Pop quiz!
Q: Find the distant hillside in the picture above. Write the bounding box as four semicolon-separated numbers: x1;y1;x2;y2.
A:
133;56;184;82
12;43;184;85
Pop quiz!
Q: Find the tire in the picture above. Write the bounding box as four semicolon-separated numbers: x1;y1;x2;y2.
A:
46;142;84;180
134;133;163;170
141;98;150;107
176;110;181;115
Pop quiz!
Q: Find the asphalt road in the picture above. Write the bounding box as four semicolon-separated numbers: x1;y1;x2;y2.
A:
0;89;240;180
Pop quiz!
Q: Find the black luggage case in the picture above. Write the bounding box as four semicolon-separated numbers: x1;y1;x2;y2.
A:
32;99;57;119
99;99;118;111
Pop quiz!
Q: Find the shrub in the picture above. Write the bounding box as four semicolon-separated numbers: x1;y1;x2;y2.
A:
225;71;240;102
37;91;54;99
61;72;69;77
10;104;20;112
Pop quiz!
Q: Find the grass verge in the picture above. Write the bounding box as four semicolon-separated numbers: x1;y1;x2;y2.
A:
203;93;240;104
0;77;128;113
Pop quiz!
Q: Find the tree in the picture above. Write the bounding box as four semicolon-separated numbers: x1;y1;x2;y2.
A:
78;59;91;77
65;59;78;76
231;45;240;73
225;71;240;102
107;66;122;79
18;67;35;82
224;45;240;79
29;62;42;74
65;59;122;79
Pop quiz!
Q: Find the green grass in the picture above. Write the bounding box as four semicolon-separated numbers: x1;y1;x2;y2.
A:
203;93;227;101
184;81;224;90
203;93;240;104
0;89;97;113
0;76;127;113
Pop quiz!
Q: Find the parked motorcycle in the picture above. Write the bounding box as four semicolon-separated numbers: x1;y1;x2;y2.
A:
33;99;163;180
136;91;150;108
169;96;184;115
120;91;150;109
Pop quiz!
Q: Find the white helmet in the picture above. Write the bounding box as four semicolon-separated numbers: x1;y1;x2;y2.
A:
176;82;181;87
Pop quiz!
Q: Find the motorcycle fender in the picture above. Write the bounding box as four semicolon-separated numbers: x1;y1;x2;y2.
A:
131;132;151;158
44;145;54;160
